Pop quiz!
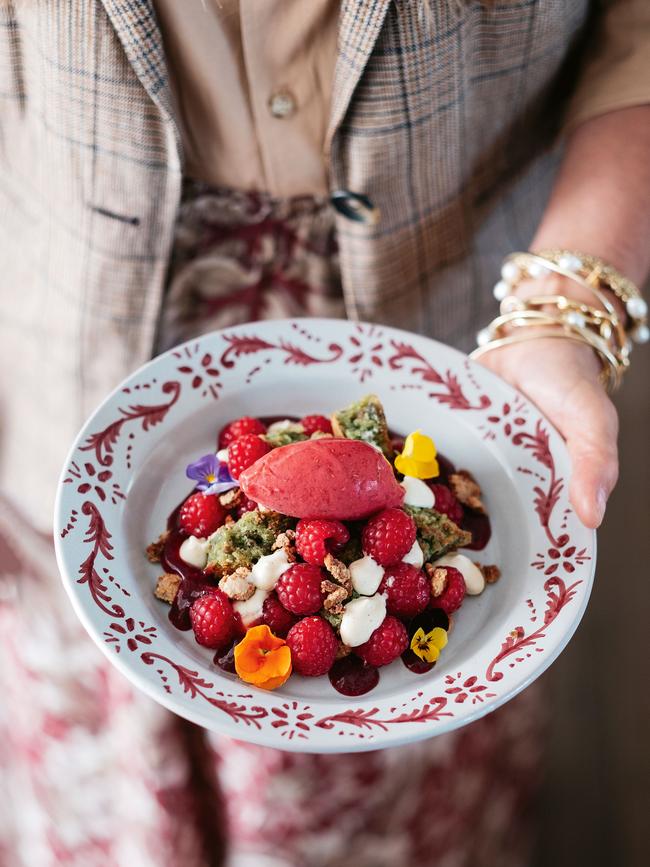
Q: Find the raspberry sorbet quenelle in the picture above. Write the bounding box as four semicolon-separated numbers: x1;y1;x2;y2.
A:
147;395;500;696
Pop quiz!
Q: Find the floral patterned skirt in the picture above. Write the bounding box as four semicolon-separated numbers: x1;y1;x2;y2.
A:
158;182;346;352
0;183;544;867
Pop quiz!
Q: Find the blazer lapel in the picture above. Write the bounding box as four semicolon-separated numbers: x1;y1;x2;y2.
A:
325;0;392;159
100;0;177;127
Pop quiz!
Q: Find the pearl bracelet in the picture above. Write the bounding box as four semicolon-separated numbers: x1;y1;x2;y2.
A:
493;249;648;346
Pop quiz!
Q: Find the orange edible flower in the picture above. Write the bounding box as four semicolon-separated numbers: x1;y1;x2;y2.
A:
234;624;292;690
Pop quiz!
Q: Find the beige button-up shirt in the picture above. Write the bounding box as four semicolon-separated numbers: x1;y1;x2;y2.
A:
154;0;338;196
153;0;650;196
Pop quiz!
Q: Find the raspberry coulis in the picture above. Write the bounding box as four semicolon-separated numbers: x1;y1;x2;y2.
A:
328;655;380;696
460;511;491;550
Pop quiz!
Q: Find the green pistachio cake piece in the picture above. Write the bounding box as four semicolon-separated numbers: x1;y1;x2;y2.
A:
205;510;295;577
263;426;309;448
404;505;472;562
331;394;394;460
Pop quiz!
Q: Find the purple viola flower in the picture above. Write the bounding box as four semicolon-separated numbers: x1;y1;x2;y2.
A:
186;453;238;495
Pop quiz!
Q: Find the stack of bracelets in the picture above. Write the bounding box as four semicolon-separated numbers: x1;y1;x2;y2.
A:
471;249;649;393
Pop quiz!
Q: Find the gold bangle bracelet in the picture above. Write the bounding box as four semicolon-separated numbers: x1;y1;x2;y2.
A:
470;328;618;392
473;303;624;392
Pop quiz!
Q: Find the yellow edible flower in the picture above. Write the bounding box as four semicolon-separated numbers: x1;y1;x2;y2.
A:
394;429;440;479
410;626;448;663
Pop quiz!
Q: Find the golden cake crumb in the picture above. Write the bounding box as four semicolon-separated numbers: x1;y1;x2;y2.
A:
154;572;181;604
426;564;448;598
219;567;255;601
477;563;501;584
323;554;352;593
321;579;348;614
146;531;169;563
449;470;486;514
272;529;297;561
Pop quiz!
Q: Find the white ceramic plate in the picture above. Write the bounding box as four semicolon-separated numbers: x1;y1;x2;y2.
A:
54;318;595;752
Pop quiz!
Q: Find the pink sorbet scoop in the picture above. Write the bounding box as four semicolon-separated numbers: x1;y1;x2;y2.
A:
239;438;404;520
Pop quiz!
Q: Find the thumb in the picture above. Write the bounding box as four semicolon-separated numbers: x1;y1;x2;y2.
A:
560;383;619;529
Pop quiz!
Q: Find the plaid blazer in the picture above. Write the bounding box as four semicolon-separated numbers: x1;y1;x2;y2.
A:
0;0;594;528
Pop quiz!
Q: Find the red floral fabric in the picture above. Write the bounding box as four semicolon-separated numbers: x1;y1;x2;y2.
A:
158;182;345;352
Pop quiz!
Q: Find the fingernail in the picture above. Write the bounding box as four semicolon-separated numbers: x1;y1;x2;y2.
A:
595;486;607;526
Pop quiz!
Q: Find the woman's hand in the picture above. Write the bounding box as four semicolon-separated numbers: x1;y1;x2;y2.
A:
477;106;650;528
477;337;618;529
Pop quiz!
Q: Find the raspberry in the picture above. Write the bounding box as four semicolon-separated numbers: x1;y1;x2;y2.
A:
276;563;324;615
189;591;236;649
428;484;463;524
431;566;466;615
380;563;430;619
356;616;408;668
286;616;338;676
218;416;267;450
362;508;416;566
295;519;350;566
227;434;272;480
235;497;258;519
179;492;226;538
262;594;298;637
301;414;333;436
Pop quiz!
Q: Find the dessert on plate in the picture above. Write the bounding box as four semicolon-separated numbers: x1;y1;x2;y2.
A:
147;395;500;695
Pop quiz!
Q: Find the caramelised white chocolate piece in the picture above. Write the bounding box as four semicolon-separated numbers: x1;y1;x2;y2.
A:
402;539;424;568
179;536;210;570
431;553;485;595
339;593;386;647
400;476;435;508
349;555;384;596
249;548;293;591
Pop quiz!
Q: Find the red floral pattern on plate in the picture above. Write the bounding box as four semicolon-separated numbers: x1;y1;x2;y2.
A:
55;319;595;751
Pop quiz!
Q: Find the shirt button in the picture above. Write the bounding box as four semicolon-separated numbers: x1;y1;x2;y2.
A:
330;190;380;226
269;91;296;118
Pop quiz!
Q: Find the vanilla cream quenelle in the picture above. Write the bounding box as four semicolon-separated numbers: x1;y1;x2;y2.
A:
249;548;293;591
239;438;404;520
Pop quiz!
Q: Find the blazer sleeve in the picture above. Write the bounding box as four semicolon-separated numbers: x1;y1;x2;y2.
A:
565;0;650;131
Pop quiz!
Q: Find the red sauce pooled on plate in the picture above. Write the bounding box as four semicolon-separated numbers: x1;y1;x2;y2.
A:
328;655;379;696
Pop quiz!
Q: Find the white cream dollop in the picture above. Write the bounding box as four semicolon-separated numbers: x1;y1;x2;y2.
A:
249;549;293;591
432;553;485;595
349;555;384;596
266;418;300;433
233;587;269;626
339;594;387;647
402;539;424;568
400;476;435;508
216;448;229;463
179;536;210;570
